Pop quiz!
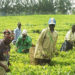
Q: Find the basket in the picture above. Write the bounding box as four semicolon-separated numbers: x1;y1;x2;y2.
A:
29;46;35;65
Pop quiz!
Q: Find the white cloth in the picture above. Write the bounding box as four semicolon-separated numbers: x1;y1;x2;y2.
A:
65;30;75;42
22;30;27;35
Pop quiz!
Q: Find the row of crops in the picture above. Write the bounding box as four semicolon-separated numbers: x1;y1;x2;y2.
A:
0;15;75;75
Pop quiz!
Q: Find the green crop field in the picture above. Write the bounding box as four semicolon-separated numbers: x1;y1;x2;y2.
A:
0;15;75;75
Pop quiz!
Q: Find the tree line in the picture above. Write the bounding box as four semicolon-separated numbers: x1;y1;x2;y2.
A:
0;0;71;15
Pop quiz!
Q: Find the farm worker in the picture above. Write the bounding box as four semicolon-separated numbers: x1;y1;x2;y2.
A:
16;29;32;53
0;30;14;75
60;25;75;51
12;22;21;45
34;18;58;65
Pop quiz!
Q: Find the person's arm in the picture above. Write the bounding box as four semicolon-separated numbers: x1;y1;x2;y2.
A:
26;37;32;49
65;30;71;42
38;29;46;45
35;29;46;55
0;62;10;72
53;33;58;53
14;29;17;41
16;36;21;48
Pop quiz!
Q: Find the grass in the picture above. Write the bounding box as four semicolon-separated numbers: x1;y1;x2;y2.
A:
0;15;75;75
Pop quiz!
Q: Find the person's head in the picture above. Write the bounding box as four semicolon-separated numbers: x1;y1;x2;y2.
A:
17;22;21;29
72;25;75;33
22;30;27;40
48;18;56;32
3;30;13;44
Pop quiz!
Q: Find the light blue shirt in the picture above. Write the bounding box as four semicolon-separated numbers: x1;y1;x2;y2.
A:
13;28;21;41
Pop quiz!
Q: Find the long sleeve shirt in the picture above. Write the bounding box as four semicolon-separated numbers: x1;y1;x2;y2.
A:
16;35;32;53
13;28;21;41
65;30;75;45
34;27;58;60
0;39;10;61
65;30;75;41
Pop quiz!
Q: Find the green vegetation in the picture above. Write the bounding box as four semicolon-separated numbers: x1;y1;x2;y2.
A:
0;15;75;75
0;0;71;15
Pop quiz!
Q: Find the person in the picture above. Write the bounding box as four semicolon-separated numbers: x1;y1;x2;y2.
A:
60;25;75;51
16;30;32;53
34;18;58;65
0;30;14;75
13;22;21;44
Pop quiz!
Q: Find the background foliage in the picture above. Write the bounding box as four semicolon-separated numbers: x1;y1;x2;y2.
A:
0;0;71;15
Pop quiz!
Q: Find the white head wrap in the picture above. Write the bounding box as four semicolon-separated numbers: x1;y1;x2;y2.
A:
22;29;27;35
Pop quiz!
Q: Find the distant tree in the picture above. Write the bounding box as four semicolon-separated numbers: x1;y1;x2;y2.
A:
37;0;55;14
0;0;72;15
72;7;75;14
0;0;10;15
55;0;71;14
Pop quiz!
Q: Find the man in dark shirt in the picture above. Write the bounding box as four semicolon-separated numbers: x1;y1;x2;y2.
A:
0;30;14;75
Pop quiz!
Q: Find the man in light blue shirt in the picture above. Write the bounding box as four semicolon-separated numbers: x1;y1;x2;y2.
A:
13;22;21;44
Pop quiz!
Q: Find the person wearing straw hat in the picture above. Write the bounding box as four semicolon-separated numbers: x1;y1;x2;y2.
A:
16;30;32;53
34;18;58;65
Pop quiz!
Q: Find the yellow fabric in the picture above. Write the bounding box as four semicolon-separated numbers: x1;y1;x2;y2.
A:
34;27;58;59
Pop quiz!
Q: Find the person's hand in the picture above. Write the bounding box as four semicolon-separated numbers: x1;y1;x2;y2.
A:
4;66;10;72
26;43;28;46
22;50;25;52
6;68;11;72
55;51;59;56
68;40;73;44
15;48;18;51
32;44;35;47
42;54;48;58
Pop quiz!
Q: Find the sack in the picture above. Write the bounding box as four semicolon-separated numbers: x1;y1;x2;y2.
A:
60;40;73;51
29;46;35;65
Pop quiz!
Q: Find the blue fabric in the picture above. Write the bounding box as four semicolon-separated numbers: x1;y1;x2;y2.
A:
13;28;21;41
48;18;56;25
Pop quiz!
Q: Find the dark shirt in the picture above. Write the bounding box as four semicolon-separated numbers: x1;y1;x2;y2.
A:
0;39;10;61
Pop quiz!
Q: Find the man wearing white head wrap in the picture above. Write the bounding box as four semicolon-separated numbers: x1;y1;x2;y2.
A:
22;30;27;35
16;30;32;53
